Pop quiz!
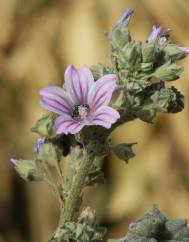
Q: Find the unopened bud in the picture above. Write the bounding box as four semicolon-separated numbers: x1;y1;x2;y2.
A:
153;63;183;81
37;143;61;166
164;44;186;61
32;115;55;138
142;42;157;63
11;159;43;182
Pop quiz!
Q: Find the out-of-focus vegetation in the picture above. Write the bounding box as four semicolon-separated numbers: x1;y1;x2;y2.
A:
0;0;189;241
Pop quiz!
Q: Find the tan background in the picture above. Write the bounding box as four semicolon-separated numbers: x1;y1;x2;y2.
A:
0;0;189;241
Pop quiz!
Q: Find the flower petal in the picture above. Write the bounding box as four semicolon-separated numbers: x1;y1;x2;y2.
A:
91;106;120;128
88;74;117;111
10;158;18;165
40;86;72;115
64;65;94;104
54;115;85;134
148;25;162;41
116;8;134;28
179;47;189;55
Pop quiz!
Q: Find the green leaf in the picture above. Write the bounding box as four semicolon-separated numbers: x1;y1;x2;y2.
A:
112;143;136;163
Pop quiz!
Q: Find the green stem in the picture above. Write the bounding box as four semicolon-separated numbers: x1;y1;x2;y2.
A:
60;150;94;224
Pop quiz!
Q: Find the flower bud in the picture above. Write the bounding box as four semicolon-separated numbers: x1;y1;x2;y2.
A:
142;42;157;63
153;63;183;81
32;115;55;138
107;9;134;49
179;46;189;55
148;25;162;42
107;28;131;49
123;41;142;66
116;8;134;28
34;137;45;153
11;159;43;181
90;64;111;80
37;143;61;167
164;44;186;61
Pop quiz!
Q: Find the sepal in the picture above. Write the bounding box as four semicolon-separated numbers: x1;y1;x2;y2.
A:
90;64;112;80
142;41;157;63
107;28;131;49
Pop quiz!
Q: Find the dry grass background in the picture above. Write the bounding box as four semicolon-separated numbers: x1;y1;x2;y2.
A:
0;0;189;241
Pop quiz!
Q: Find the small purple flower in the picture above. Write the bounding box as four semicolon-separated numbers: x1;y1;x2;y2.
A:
34;137;45;153
179;47;189;55
10;158;19;165
148;25;162;41
116;8;134;28
40;65;120;135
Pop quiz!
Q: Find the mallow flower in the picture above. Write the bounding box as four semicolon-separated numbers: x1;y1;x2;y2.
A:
40;65;120;134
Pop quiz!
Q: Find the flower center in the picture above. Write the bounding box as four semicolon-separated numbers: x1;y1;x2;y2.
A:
71;104;90;121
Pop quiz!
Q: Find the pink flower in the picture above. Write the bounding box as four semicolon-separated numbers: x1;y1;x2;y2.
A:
40;65;120;134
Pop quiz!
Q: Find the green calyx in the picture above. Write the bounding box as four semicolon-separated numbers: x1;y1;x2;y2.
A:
14;159;43;182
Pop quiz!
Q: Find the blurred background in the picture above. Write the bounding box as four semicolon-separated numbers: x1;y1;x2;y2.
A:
0;0;189;241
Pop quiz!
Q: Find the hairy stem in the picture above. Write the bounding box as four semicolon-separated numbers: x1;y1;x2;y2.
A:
60;150;94;224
